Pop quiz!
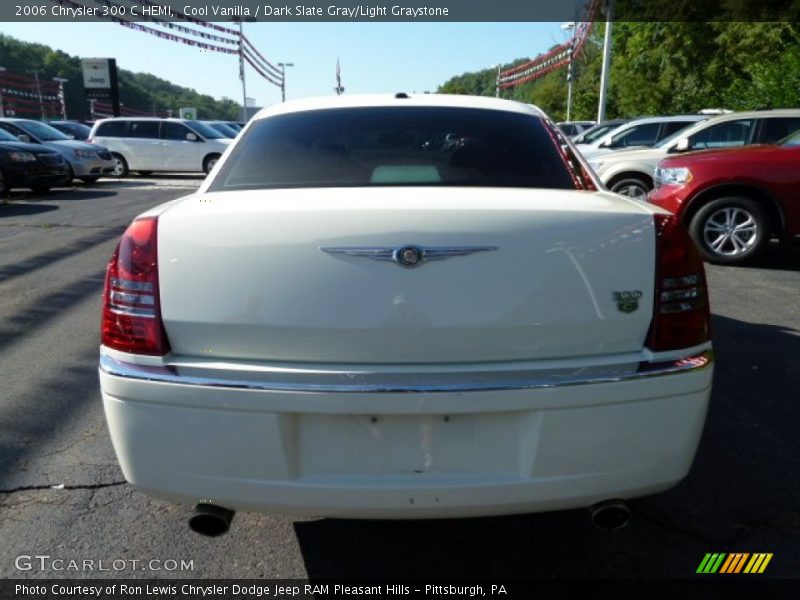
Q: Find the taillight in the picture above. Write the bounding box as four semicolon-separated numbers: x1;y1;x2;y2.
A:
646;214;711;352
101;216;170;356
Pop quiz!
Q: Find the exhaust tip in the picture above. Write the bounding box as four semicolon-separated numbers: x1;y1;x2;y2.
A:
189;504;235;537
589;500;631;531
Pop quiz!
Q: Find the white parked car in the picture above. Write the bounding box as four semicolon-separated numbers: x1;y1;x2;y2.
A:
589;109;800;198
576;115;708;159
99;94;713;534
88;118;232;177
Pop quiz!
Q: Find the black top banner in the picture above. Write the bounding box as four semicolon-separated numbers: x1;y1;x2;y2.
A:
3;579;800;600
5;0;800;22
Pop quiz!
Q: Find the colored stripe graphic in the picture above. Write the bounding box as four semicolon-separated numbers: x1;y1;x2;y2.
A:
699;552;773;574
757;553;773;573
719;554;736;573
733;553;750;573
696;553;714;573
697;553;727;573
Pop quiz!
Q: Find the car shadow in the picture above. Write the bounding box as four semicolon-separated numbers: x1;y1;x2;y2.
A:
293;313;800;579
144;173;206;180
0;226;124;285
16;189;120;201
0;202;59;218
90;180;152;189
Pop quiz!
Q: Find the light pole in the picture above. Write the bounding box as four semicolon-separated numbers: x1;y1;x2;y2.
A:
53;77;68;120
597;0;615;123
278;62;294;102
495;64;501;98
234;18;248;122
232;16;256;121
0;67;5;118
561;22;576;122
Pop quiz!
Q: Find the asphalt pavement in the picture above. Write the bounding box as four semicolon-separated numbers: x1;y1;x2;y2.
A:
0;179;798;580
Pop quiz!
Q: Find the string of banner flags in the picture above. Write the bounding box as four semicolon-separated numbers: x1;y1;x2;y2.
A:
498;0;602;90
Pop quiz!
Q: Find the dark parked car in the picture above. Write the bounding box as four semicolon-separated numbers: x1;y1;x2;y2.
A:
48;120;93;141
0;127;70;197
648;128;800;264
0;118;115;184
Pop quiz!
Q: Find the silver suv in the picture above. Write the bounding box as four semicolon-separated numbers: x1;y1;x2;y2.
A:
589;109;800;198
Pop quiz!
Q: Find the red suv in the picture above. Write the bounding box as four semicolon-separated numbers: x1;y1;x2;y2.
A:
648;129;800;264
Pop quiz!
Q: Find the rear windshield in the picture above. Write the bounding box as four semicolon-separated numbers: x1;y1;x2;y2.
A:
208;107;575;191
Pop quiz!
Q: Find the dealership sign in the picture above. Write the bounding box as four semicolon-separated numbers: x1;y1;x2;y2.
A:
81;58;112;89
81;58;120;116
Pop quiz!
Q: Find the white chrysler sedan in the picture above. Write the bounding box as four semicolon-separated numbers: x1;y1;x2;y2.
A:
99;94;713;534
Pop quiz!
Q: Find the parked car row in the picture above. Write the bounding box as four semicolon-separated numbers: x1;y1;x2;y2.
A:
570;109;800;264
0;116;245;195
0;118;115;196
647;123;800;264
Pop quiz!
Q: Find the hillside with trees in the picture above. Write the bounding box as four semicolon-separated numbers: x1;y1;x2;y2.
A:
439;22;800;121
0;34;240;120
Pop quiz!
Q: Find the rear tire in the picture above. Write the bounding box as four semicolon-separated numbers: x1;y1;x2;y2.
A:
688;196;770;264
110;154;129;178
609;176;651;199
203;154;221;175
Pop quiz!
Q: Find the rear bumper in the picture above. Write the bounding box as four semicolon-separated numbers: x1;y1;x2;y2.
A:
99;348;713;518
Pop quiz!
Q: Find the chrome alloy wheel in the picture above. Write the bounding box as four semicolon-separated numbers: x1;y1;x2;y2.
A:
111;158;126;177
611;179;650;199
702;206;758;256
617;184;647;198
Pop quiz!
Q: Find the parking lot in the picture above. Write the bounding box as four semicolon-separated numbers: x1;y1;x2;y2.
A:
0;177;798;579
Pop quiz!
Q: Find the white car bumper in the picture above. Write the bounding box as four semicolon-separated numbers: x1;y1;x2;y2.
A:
99;348;713;519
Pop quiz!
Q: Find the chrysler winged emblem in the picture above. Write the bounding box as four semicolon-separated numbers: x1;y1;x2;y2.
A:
321;245;498;268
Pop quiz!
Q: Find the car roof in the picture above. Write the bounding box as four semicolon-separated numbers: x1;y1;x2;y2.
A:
253;94;548;120
92;117;196;123
656;108;800;148
620;115;707;125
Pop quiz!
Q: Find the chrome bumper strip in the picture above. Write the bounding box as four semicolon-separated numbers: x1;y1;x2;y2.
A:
100;350;713;394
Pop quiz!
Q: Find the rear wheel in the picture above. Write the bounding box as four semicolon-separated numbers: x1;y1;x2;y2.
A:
110;154;129;178
688;196;770;264
203;154;221;175
609;176;651;199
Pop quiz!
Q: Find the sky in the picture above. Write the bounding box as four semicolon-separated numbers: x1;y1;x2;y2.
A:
0;21;566;107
